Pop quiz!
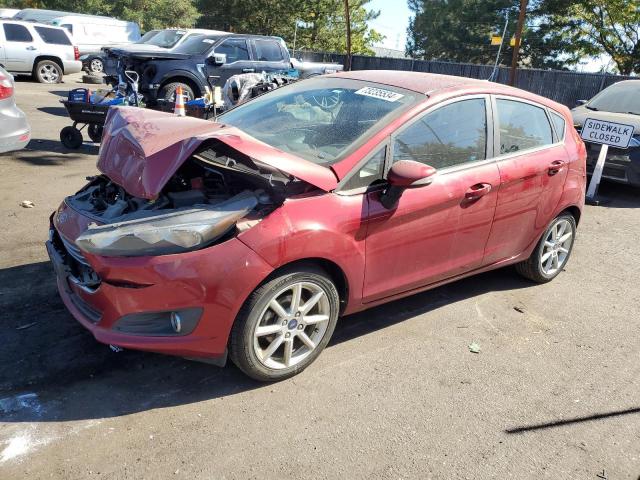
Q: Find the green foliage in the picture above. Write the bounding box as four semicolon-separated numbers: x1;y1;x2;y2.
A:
196;0;384;55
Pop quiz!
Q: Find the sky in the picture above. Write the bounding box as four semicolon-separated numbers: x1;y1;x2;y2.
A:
367;0;411;51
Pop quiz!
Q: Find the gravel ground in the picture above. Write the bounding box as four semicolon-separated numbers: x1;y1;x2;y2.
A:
0;74;639;480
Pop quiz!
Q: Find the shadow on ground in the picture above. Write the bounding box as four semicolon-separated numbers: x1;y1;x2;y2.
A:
0;259;532;423
37;106;68;117
594;181;640;208
0;139;99;165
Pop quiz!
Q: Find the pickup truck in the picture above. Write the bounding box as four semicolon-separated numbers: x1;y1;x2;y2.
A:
103;33;343;104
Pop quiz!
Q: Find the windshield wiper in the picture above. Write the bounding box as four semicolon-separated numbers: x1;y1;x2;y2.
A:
585;105;598;111
627;111;640;116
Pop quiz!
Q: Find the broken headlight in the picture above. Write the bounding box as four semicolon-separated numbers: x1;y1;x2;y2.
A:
75;191;257;257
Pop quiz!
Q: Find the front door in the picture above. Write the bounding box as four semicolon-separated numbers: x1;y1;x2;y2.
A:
363;96;500;302
1;23;36;72
206;37;254;88
483;97;569;264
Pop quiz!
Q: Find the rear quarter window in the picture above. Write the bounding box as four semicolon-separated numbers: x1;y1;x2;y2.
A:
35;26;72;45
550;111;566;140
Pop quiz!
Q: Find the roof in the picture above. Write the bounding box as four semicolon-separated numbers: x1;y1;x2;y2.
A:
333;70;565;111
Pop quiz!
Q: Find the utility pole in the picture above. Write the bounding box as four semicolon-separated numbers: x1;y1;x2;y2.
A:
508;0;527;86
344;0;352;71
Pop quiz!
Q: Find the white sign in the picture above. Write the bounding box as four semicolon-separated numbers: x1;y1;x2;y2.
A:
355;86;404;102
580;118;635;149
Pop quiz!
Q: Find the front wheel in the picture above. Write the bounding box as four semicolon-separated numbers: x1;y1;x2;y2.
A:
515;213;576;283
229;265;340;381
159;82;195;103
60;126;83;149
35;60;62;84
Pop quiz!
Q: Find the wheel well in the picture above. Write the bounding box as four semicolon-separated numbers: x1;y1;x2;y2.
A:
160;77;201;97
33;56;64;74
560;206;581;225
267;258;349;313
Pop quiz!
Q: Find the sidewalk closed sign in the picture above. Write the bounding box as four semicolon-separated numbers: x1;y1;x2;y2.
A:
580;118;634;149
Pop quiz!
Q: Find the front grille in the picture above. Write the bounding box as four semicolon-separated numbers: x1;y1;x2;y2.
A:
59;234;90;266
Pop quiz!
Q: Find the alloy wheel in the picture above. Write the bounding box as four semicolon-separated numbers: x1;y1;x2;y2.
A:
39;64;60;83
540;218;573;276
253;282;330;370
90;59;103;73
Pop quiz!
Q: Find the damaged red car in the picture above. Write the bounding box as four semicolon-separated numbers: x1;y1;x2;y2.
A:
48;71;586;381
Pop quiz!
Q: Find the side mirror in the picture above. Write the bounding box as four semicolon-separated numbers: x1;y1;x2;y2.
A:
207;53;226;66
576;99;588;106
380;160;436;209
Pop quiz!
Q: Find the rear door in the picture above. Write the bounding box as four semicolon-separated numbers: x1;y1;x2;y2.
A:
1;23;36;72
206;37;253;87
483;96;569;264
250;38;290;74
363;95;501;302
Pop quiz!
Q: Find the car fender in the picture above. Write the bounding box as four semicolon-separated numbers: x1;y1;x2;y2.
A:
237;193;368;314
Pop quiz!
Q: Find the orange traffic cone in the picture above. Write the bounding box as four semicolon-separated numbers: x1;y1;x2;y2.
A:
174;86;185;116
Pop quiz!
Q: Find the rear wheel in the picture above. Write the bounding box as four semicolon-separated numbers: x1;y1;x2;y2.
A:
87;124;103;143
35;60;62;84
515;213;576;283
159;82;195;103
60;126;83;149
229;265;340;381
89;58;104;73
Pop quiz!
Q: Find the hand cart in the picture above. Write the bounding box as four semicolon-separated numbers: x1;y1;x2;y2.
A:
59;100;111;149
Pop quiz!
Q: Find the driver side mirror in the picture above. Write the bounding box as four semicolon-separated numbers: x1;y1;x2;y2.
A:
207;53;227;66
576;99;588;106
380;160;436;209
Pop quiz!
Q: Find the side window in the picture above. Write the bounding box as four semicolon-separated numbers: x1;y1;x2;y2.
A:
342;147;386;191
254;40;284;62
392;98;487;169
497;99;553;154
3;24;33;42
550;111;566;140
215;38;250;63
34;27;72;45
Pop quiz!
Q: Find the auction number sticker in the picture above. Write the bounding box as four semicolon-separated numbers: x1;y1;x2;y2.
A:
355;86;404;102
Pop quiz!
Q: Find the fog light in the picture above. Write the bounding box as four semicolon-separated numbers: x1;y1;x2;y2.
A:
170;312;182;333
113;307;202;336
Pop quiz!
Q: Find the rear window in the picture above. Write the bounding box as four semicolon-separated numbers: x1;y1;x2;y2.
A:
254;40;284;62
497;99;553;154
588;81;640;115
3;23;33;42
35;26;71;45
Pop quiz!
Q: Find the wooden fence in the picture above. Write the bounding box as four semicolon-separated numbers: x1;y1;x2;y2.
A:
299;52;637;108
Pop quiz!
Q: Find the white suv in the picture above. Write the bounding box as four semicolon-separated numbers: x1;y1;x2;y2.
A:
0;20;82;83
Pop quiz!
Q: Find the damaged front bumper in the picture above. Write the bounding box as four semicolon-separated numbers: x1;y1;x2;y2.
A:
47;220;273;362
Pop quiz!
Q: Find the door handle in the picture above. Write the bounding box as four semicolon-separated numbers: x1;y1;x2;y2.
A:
465;183;492;200
548;160;565;175
26;46;37;51
242;68;255;73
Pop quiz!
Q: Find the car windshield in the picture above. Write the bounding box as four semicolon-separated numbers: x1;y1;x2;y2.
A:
145;30;185;48
588;81;640;115
220;78;419;165
172;34;219;55
136;30;159;44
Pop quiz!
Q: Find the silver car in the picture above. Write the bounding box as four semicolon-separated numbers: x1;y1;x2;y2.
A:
0;66;30;153
0;20;82;83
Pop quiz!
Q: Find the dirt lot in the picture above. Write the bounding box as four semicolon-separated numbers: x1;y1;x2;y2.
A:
1;74;639;480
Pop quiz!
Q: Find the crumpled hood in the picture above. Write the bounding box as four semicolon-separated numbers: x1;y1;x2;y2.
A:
97;107;338;199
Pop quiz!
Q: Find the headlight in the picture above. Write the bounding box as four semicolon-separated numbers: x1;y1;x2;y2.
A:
75;191;257;257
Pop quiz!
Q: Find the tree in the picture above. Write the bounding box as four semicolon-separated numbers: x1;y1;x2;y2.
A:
535;0;639;74
196;0;383;55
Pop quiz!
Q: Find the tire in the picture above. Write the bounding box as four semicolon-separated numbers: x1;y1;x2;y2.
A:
60;126;83;149
159;82;195;103
229;265;340;382
82;74;104;85
35;60;62;84
515;213;577;283
89;58;103;73
87;124;103;143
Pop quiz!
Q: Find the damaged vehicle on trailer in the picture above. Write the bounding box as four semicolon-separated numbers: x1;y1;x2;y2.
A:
48;72;585;381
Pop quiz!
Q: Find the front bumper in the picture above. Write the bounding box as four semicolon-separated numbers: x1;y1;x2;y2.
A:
585;142;640;187
47;221;273;360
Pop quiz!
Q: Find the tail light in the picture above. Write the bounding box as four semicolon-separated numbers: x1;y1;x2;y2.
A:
74;46;80;60
0;74;14;100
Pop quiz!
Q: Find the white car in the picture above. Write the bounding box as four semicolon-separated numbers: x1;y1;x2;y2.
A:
0;20;82;83
113;28;228;53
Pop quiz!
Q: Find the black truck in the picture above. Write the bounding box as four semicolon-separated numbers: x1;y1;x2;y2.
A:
103;33;343;104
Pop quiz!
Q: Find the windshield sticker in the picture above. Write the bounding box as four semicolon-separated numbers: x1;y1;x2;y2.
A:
355;86;404;102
